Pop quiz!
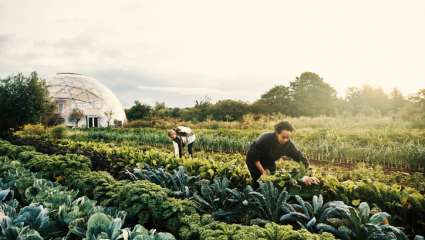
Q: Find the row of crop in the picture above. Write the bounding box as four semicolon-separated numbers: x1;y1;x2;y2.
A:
126;163;425;238
0;156;176;240
1;139;420;240
69;127;425;170
0;139;335;240
11;137;252;186
77;126;425;146
20;125;425;192
22;126;425;193
128;164;421;240
8;137;425;237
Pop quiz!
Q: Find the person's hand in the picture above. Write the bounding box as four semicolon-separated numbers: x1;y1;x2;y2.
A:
301;176;320;186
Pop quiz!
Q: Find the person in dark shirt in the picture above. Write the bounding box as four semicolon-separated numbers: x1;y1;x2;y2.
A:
246;121;319;187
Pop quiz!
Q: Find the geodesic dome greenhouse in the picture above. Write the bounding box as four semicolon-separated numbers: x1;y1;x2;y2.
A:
46;73;126;128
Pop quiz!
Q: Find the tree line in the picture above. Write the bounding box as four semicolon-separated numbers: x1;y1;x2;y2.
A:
126;72;422;124
1;71;425;132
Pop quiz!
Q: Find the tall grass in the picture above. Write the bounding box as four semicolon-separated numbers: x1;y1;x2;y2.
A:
70;116;425;171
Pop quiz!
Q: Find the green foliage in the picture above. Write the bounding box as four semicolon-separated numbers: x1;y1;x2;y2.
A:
125;100;152;121
121;225;177;240
123;71;411;119
211;99;250;121
67;126;425;170
0;72;55;132
23;153;91;180
249;182;290;222
404;88;425;128
65;170;116;200
290;72;338;117
0;140;338;239
131;164;412;239
131;165;200;198
85;212;117;239
336;202;409;240
345;85;393;115
13;204;50;232
104;180;169;224
0;155;177;240
0;140;194;236
252;86;292;115
321;176;425;236
192;177;239;220
69;108;84;127
279;195;410;240
14;124;48;139
178;213;336;240
6;136;425;236
3;135;425;238
45;113;65;127
49;125;68;139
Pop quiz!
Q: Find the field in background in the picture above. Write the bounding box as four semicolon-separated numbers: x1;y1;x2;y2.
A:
69;115;425;171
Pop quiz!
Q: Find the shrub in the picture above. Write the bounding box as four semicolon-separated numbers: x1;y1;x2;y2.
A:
49;125;68;139
14;123;47;138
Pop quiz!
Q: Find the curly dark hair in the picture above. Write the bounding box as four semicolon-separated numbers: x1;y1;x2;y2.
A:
274;121;294;133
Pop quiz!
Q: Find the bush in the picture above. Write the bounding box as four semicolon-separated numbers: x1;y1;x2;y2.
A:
124;119;155;128
44;113;65;126
15;123;47;138
22;152;91;180
49;125;68;139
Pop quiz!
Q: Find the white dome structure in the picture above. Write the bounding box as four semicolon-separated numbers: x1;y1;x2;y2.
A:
46;73;126;128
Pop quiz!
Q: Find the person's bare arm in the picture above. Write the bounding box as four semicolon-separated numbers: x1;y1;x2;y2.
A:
255;160;267;175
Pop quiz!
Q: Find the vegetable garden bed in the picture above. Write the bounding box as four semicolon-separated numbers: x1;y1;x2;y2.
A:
0;139;337;240
2;138;425;239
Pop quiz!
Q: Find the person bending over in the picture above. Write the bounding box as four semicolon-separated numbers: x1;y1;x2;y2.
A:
245;121;319;188
167;126;196;158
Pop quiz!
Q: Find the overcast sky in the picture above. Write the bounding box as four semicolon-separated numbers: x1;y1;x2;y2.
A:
1;0;424;107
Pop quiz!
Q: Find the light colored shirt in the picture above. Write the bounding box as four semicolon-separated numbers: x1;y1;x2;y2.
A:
172;126;196;157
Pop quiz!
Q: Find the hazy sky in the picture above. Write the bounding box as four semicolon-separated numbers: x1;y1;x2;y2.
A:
1;0;424;107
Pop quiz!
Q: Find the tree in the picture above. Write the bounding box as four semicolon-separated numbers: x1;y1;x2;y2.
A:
252;85;292;115
167;107;181;118
410;89;425;108
104;110;113;127
345;85;391;115
152;102;167;118
69;108;84;127
0;72;55;131
404;89;425;127
389;88;407;113
192;96;213;122
125;101;152;120
212;99;249;121
289;72;337;116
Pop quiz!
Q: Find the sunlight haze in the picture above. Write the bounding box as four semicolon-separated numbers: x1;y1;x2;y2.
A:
1;0;424;107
